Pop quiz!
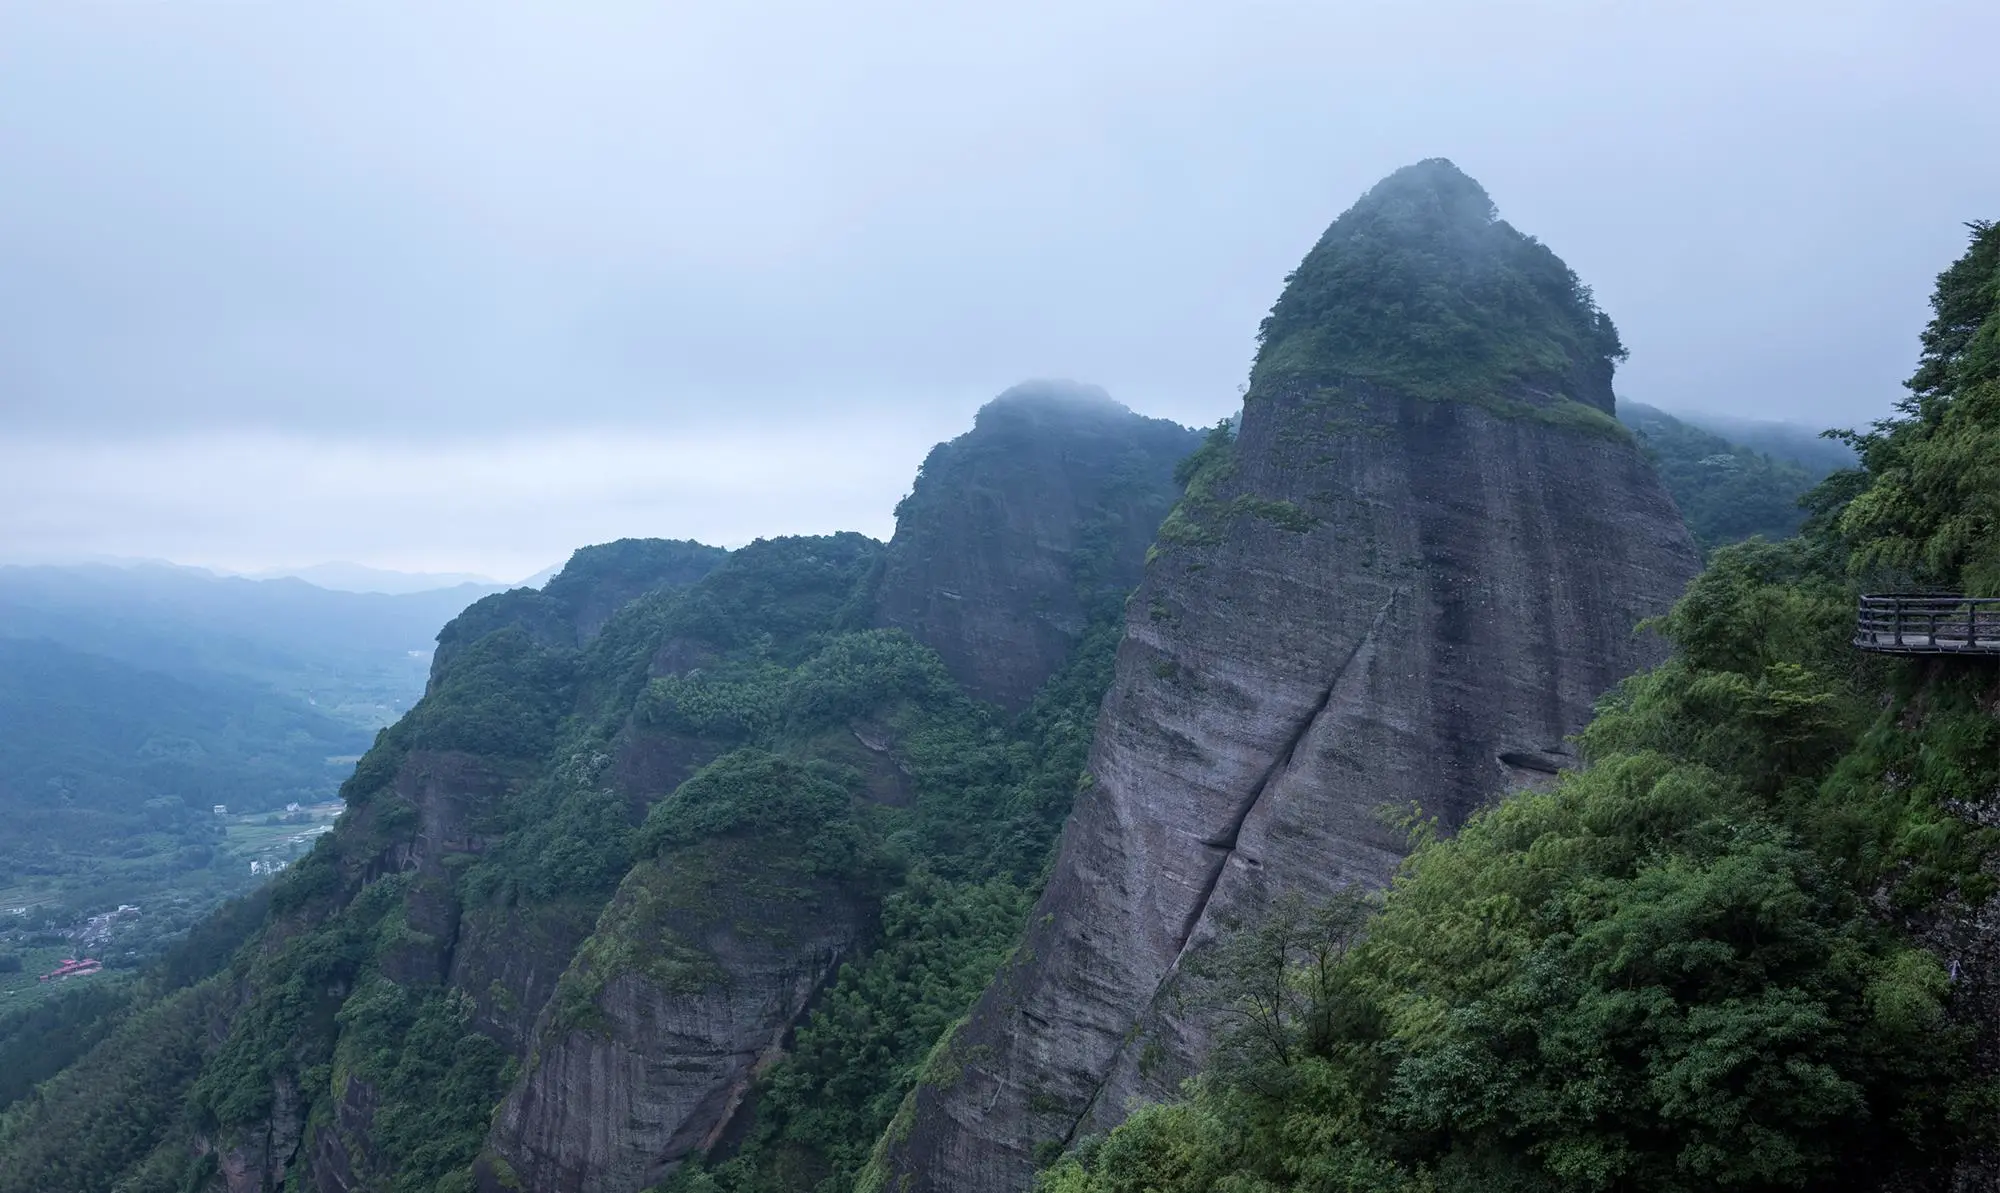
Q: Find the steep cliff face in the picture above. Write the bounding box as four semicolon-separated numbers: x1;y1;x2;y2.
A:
875;381;1200;709
0;383;1190;1193
483;843;870;1193
875;160;1701;1192
209;543;742;1193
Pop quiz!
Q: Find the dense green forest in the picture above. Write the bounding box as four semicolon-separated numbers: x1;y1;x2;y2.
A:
1038;222;2000;1192
1253;159;1624;409
659;618;1120;1193
1619;402;1836;549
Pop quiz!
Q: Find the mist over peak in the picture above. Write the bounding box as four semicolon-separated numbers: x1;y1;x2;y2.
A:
1255;158;1624;412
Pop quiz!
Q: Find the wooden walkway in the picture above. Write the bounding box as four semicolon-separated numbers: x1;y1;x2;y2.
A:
1854;595;2000;655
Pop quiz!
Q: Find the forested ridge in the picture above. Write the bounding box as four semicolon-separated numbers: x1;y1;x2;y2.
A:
1618;402;1836;550
1039;221;2000;1193
1;201;1994;1193
0;398;1190;1193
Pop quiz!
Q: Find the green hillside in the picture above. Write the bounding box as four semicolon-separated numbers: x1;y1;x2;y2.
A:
1620;402;1825;549
0;638;366;919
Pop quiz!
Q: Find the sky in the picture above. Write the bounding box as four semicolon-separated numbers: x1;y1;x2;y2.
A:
3;1;1996;580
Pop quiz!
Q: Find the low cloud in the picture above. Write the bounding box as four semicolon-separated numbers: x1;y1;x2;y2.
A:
3;1;1995;567
0;418;974;577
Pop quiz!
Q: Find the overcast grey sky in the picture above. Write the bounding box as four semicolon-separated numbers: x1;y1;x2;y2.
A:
3;1;1996;578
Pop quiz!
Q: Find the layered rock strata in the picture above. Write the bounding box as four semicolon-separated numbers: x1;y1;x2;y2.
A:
874;160;1702;1192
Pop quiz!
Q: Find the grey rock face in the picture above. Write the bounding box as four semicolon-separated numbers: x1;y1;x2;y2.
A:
877;381;1700;1192
213;1074;305;1193
483;856;868;1193
304;1073;376;1193
875;380;1200;710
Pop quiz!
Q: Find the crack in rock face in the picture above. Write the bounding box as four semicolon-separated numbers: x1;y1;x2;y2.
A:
875;377;1699;1192
1063;589;1404;1144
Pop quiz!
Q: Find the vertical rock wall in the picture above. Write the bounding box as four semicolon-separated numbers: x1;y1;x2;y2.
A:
876;371;1700;1191
874;381;1199;710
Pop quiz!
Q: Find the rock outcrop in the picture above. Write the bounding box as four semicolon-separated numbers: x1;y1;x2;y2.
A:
873;160;1702;1192
482;851;870;1193
875;381;1200;709
200;546;734;1193
542;538;731;643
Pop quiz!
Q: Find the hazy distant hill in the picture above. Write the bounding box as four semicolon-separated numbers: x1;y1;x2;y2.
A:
1669;408;1858;476
0;564;489;941
238;561;506;595
0;636;367;895
0;563;499;728
1620;402;1847;550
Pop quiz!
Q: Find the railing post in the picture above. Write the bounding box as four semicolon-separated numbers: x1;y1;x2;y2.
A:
1857;596;1999;654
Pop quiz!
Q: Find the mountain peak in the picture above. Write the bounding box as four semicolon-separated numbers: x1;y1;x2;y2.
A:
1352;156;1497;225
977;379;1131;425
878;383;1199;707
1254;159;1625;413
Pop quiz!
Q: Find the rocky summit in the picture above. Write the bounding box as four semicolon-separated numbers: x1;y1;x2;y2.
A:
870;159;1701;1192
874;380;1202;710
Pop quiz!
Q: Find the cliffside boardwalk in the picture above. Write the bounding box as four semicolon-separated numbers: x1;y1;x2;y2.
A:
1854;595;2000;654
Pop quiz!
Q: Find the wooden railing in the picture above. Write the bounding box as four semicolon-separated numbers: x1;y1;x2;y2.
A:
1854;594;2000;655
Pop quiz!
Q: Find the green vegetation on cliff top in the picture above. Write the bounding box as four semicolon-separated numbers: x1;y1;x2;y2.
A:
1252;159;1626;412
1040;221;2000;1193
1840;220;2000;595
662;618;1121;1193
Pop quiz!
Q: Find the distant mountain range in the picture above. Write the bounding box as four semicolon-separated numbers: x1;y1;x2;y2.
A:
0;555;559;596
234;561;506;594
0;562;495;729
1644;405;1858;476
0;560;507;928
